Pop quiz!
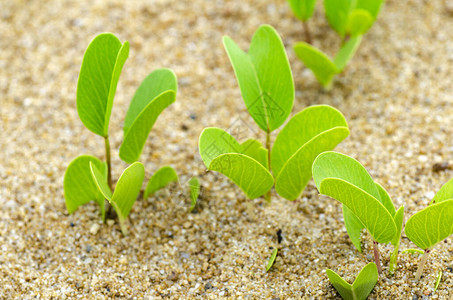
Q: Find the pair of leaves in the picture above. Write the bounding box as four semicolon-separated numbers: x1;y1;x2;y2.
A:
287;0;317;21
199;105;349;200
223;25;294;133
76;33;177;163
405;178;453;250
90;161;144;235
327;262;378;300
324;0;383;37
293;36;362;88
313;152;404;250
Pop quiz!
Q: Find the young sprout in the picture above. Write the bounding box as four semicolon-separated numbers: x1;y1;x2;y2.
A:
64;33;178;234
188;177;201;212
326;262;378;300
312;152;404;274
287;0;317;43
266;247;278;272
144;166;179;199
324;0;384;40
434;270;442;291
405;178;453;280
199;25;349;202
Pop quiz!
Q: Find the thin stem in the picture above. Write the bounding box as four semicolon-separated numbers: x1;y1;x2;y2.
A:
373;240;382;274
415;249;430;281
104;136;112;190
265;130;271;203
303;21;312;44
389;239;400;275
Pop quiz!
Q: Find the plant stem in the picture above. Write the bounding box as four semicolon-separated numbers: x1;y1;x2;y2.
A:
415;249;430;281
303;21;312;44
265;130;271;203
373;240;382;274
389;239;400;275
104;135;112;190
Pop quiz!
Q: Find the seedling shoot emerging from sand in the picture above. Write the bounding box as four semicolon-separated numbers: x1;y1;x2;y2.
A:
64;33;178;234
199;25;349;202
313;152;404;274
286;0;317;43
405;178;453;280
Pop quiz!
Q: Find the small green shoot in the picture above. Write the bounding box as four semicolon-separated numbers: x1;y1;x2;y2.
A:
266;247;278;272
405;178;453;280
313;152;404;274
326;262;378;300
287;0;317;43
293;36;362;88
144;166;179;199
64;33;177;234
434;270;442;291
90;162;144;236
199;25;349;202
188;177;200;212
324;0;384;38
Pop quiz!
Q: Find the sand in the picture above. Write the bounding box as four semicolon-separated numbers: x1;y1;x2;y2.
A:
1;0;452;298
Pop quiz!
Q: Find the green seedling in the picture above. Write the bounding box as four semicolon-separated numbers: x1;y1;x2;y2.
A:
287;0;317;43
64;33;177;233
199;25;349;202
324;0;384;38
434;270;442;291
313;152;404;274
326;262;378;300
293;36;362;88
90;162;144;235
266;247;278;272
405;178;453;280
188;177;200;212
144;166;179;199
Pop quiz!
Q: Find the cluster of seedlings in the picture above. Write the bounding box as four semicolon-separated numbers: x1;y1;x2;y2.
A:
64;8;453;299
288;0;384;88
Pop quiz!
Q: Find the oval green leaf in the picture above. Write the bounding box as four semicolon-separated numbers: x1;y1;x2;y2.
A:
431;177;453;204
209;153;274;199
266;247;278;272
272;105;349;200
293;42;338;88
77;33;129;137
324;0;352;37
199;127;242;168
405;199;453;250
343;204;365;252
347;9;373;36
356;0;384;19
287;0;317;21
64;155;107;220
333;35;362;72
89;161;113;201
241;139;268;169
223;25;294;132
144;166;179;199
119;90;176;163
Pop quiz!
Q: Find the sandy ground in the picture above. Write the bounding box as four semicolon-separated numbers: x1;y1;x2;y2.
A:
1;0;453;298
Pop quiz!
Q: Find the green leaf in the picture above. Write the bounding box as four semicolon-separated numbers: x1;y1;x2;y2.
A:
241;139;268;169
199;127;242;167
343;204;365;252
199;128;274;199
313;152;397;244
64;155;107;220
223;25;294;132
266;247;278;272
346;9;373;36
272;105;349;200
392;206;404;246
293;42;338;87
324;0;352;36
287;0;317;21
431;177;453;204
77;33;129;137
89;162;113;201
327;262;378;300
188;177;200;212
434;270;442;291
209;153;274;199
144;166;179;199
356;0;384;19
333;36;362;72
405;199;453;250
119;69;177;163
375;182;396;216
